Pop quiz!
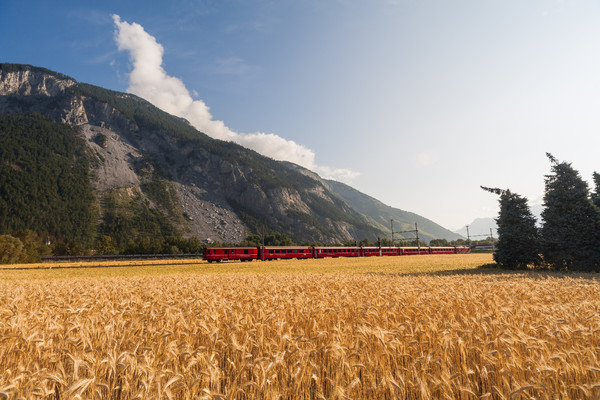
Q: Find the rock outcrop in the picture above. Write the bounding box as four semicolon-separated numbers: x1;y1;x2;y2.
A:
0;64;382;243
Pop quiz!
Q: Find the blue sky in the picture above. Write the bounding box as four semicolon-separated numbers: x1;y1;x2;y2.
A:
2;0;600;231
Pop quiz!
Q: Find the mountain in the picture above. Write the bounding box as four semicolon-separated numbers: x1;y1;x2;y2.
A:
0;64;458;248
454;204;543;240
325;180;464;243
454;218;497;240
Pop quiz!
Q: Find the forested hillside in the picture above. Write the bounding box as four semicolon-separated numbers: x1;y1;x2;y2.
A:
0;64;464;260
0;114;96;245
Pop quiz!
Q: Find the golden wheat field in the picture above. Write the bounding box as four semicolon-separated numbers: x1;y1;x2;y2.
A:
1;255;600;399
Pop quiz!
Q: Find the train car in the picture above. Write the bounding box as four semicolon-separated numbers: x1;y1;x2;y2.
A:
205;244;471;263
205;247;258;262
400;247;430;255
361;247;398;256
381;246;400;256
261;246;313;260
361;247;380;257
313;246;361;258
454;246;471;254
430;246;457;254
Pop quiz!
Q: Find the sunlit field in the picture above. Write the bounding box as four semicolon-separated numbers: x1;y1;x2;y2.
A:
2;254;600;399
0;254;490;280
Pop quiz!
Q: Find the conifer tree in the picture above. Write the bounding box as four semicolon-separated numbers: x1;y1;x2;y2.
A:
481;186;540;269
591;172;600;209
540;154;600;271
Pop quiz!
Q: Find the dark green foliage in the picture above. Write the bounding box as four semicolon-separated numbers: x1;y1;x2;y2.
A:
0;235;24;264
142;179;182;217
0;114;96;246
51;239;88;256
227;200;269;237
14;230;51;262
429;239;450;246
265;233;294;246
96;235;117;255
592;172;600;209
238;233;294;247
122;235;205;255
358;238;374;247
430;238;481;247
238;234;263;247
98;187;179;250
540;154;600;271
482;187;540;269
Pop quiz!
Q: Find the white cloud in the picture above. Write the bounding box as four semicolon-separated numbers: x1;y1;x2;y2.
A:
112;15;357;182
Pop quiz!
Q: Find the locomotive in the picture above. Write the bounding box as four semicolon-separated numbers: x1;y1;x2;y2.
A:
205;245;470;262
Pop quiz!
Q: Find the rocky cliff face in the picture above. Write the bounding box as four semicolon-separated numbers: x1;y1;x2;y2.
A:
0;67;76;96
0;64;380;244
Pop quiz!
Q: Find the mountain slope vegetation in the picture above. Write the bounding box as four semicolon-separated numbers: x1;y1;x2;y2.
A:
0;114;96;245
0;63;460;254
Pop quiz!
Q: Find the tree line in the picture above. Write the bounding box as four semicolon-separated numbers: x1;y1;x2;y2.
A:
483;153;600;271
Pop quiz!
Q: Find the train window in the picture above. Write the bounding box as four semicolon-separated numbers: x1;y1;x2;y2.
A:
269;250;274;254
294;249;298;253
244;250;249;254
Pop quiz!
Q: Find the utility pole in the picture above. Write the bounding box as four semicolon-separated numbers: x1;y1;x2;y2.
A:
415;223;420;254
490;228;494;250
466;225;471;248
261;224;265;261
391;219;394;245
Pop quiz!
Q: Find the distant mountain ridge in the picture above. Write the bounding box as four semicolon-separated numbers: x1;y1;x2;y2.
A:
454;218;497;240
0;63;460;246
454;204;543;240
325;180;464;243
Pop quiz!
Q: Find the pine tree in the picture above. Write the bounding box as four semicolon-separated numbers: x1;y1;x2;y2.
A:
591;172;600;209
540;154;600;271
481;186;540;269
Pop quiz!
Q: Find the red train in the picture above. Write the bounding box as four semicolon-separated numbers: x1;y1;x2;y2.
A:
204;245;470;263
